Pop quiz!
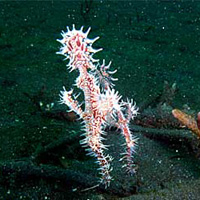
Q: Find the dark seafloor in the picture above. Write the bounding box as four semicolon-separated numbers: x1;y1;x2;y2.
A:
1;0;200;199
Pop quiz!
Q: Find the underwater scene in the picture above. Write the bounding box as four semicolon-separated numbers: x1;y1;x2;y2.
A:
1;0;200;199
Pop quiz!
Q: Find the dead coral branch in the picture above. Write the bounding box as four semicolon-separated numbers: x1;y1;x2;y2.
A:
172;109;200;138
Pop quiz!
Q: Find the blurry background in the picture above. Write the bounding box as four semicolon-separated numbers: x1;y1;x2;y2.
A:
1;0;200;199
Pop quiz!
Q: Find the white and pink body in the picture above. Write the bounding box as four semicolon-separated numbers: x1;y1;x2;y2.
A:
57;25;138;187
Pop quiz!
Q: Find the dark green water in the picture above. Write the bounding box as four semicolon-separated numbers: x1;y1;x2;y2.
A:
1;1;200;199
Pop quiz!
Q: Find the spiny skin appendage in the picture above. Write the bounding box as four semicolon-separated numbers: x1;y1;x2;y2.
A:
58;25;138;187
